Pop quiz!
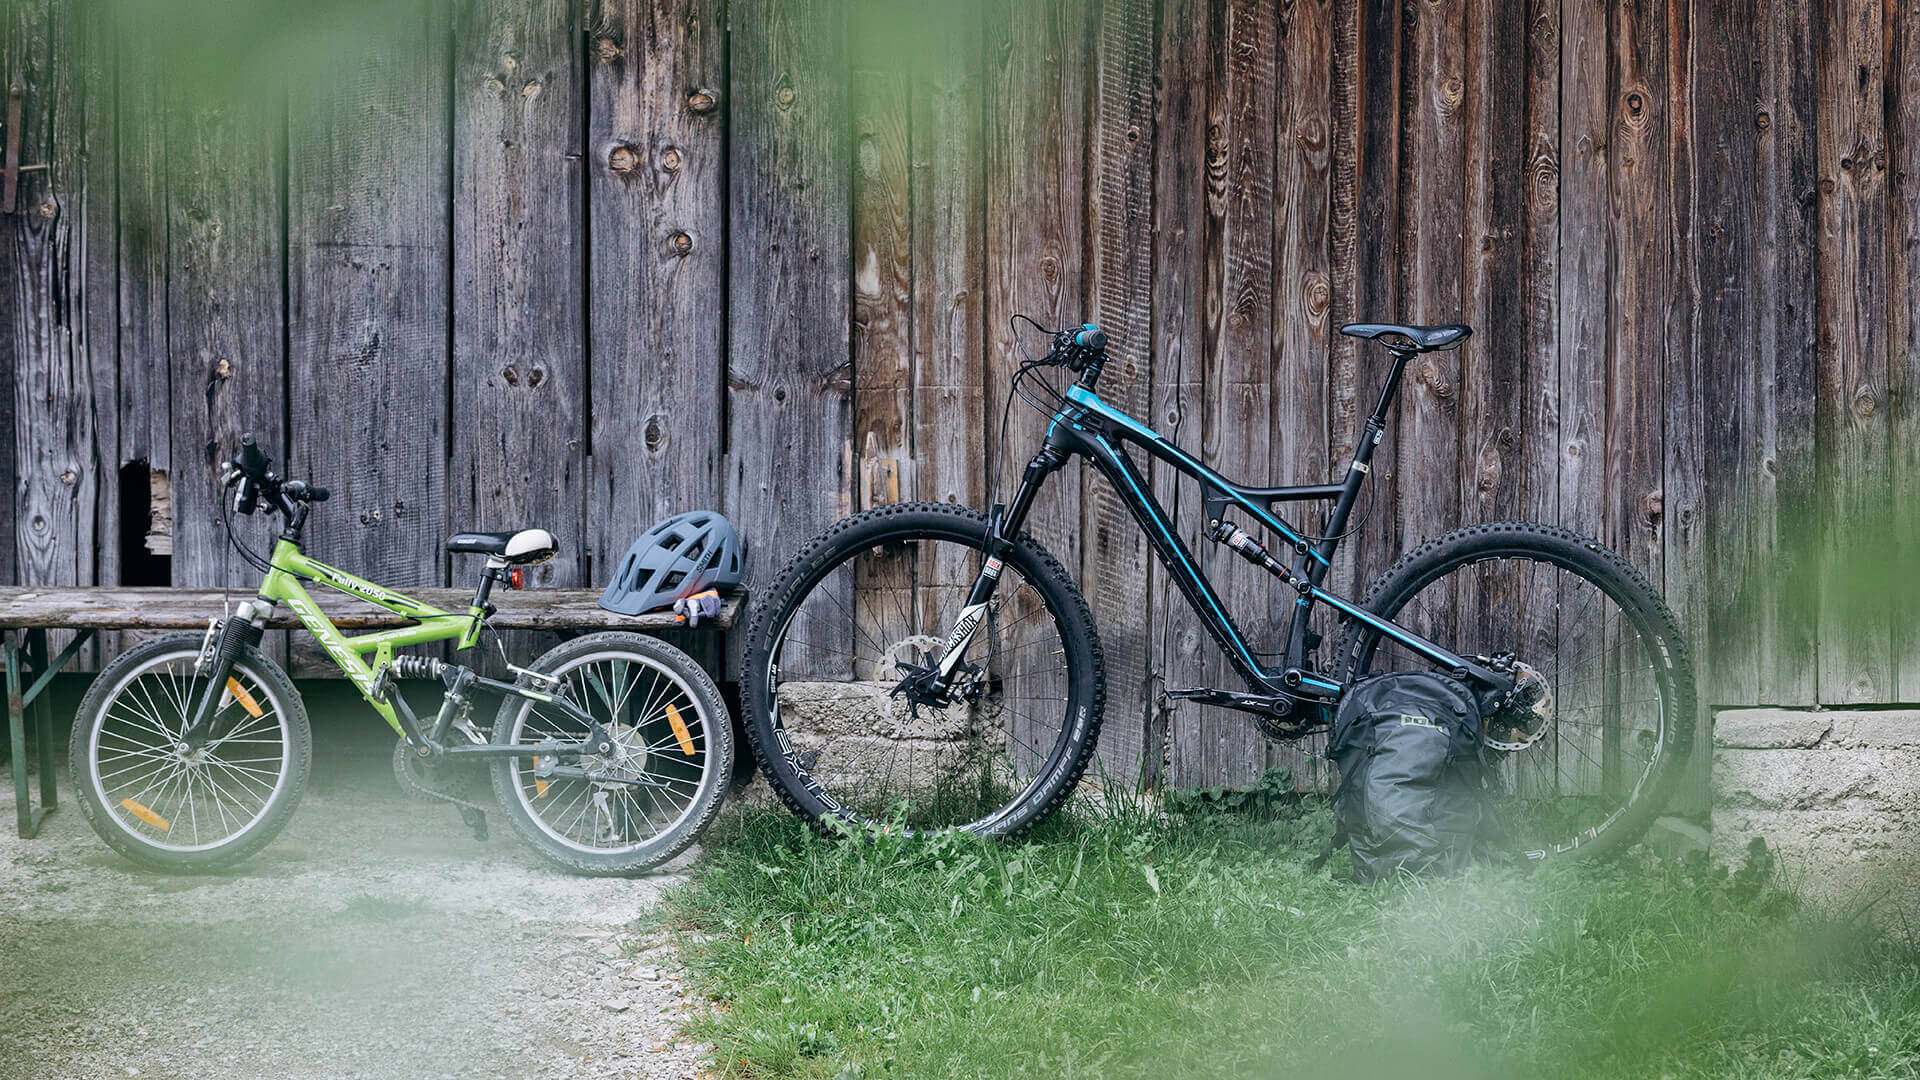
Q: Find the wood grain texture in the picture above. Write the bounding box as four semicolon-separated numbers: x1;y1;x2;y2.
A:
1267;0;1334;789
982;0;1088;564
586;0;726;575
288;0;450;593
0;586;736;632
1812;0;1893;703
726;0;851;600
1147;0;1211;790
1084;0;1157;783
451;0;586;589
1887;0;1920;701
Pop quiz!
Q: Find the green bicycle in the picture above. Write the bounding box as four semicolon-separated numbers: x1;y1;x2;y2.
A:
69;434;733;875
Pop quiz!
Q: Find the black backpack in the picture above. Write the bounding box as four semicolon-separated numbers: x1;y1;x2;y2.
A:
1327;671;1493;882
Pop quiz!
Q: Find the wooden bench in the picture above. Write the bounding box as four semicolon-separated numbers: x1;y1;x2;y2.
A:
0;586;739;838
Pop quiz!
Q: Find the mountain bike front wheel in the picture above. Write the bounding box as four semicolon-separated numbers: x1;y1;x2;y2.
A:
489;632;733;875
1334;522;1697;862
743;502;1106;838
69;635;311;872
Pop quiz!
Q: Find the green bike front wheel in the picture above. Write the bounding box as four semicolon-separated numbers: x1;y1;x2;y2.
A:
69;635;312;872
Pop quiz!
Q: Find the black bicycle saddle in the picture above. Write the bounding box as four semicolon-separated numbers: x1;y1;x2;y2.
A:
1338;322;1471;352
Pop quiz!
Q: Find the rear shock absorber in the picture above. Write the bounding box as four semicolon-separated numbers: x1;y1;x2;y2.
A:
1206;519;1300;587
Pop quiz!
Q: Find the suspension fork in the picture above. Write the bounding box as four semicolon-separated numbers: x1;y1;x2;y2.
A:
928;444;1069;691
179;599;272;749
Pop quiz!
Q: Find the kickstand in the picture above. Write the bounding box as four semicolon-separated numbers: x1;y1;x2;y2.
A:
459;805;489;842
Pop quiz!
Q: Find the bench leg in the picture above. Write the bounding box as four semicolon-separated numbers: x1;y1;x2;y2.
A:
27;629;56;812
8;630;37;838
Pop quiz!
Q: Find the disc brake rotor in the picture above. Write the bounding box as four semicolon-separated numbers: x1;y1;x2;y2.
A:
1485;659;1553;752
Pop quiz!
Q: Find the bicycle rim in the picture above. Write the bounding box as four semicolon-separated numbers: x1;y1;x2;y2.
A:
500;649;714;855
1346;554;1674;857
764;531;1076;833
87;649;294;852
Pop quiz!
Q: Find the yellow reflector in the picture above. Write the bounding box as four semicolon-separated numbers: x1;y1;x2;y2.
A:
665;704;696;756
120;798;171;832
225;678;264;719
535;778;550;798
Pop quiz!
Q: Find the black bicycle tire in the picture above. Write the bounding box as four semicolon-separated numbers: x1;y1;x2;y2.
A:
1333;521;1697;862
742;501;1105;839
69;635;312;873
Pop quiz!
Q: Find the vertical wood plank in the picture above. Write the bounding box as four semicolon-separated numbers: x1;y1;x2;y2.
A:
1396;0;1464;570
1324;0;1362;605
1662;0;1707;810
167;52;288;598
288;1;450;601
1812;0;1893;703
452;0;586;596
1519;0;1560;533
4;0;102;596
587;0;726;574
1557;0;1607;554
1736;0;1819;707
1085;0;1158;784
1460;0;1526;528
727;0;851;591
1176;0;1274;789
1267;0;1333;790
1887;0;1920;701
849;4;916;677
1149;0;1211;789
1351;0;1404;593
116;8;171;506
909;0;985;516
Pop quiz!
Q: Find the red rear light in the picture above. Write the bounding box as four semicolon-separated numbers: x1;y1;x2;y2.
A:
508;567;526;590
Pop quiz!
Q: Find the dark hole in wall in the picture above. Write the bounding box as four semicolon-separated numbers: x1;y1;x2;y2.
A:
118;461;172;587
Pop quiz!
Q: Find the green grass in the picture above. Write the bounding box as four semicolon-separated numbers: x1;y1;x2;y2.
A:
665;791;1920;1080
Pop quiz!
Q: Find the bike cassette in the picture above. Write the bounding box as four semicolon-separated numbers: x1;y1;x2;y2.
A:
1484;659;1553;752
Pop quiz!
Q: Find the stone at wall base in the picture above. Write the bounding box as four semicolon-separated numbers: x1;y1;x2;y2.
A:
1711;707;1920;927
1642;815;1711;859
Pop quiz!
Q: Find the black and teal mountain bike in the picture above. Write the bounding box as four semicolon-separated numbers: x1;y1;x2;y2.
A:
744;321;1695;861
69;435;732;875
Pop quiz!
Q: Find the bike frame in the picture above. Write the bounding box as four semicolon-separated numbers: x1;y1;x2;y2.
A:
954;346;1507;704
257;539;486;735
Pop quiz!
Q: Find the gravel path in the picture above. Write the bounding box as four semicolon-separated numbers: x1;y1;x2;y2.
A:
0;736;712;1080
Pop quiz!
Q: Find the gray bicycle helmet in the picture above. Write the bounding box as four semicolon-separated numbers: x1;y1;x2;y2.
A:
598;510;745;615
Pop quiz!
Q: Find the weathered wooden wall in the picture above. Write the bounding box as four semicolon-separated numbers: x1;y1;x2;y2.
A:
4;0;1917;793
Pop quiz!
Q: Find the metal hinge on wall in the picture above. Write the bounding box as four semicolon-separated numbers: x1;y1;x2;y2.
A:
2;82;49;215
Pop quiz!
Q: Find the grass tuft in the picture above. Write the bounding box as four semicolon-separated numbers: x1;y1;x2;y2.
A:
668;798;1920;1080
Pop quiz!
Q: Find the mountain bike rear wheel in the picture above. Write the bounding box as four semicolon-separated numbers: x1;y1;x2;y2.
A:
743;502;1105;837
1334;522;1695;862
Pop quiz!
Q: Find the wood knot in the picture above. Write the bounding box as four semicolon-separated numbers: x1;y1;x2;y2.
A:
527;368;545;388
483;77;506;95
668;231;694;256
593;36;623;62
775;81;796;110
1038;253;1059;283
1626;90;1645;115
503;366;519;386
1642;489;1663;526
1756;111;1771;130
1441;77;1464;109
59;469;77;487
521;81;542;100
688;87;718;114
660;146;683;172
1851;384;1878;419
1295;116;1327;153
1305;273;1330;318
608;144;640;174
643;414;666;452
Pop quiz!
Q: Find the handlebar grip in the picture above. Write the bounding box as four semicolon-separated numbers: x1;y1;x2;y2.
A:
237;433;269;476
309;486;329;502
1071;324;1107;351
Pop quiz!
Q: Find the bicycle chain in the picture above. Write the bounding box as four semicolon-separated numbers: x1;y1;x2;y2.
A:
390;737;494;816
